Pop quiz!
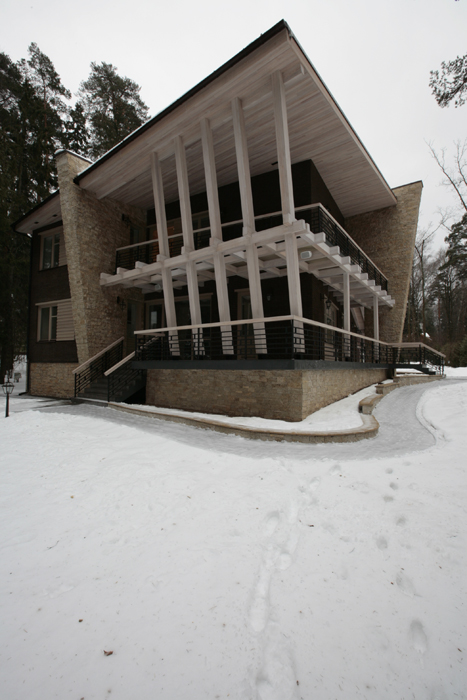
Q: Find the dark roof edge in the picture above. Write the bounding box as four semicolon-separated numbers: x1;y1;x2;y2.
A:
74;20;290;184
12;189;60;232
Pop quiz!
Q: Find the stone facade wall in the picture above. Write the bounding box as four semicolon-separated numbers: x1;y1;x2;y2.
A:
301;368;387;416
29;362;77;398
146;367;388;421
55;151;146;365
344;181;423;343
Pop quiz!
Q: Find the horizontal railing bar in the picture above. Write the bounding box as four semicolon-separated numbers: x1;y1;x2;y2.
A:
392;342;446;357
104;351;136;376
72;337;124;374
135;314;391;346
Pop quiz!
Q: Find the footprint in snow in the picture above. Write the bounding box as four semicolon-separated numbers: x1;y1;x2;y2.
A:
389;482;399;490
383;495;394;503
409;619;428;654
396;572;416;598
396;516;407;526
264;512;280;537
376;536;388;550
329;463;341;475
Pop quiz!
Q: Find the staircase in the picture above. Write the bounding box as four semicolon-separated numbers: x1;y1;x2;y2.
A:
74;339;146;404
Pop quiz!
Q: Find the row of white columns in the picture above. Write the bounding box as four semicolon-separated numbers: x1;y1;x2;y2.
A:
149;71;304;355
149;71;380;353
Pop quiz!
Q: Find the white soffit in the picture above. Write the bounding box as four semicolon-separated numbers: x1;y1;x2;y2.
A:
76;25;396;218
15;193;62;233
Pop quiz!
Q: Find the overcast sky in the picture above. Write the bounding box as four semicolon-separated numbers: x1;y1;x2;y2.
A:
1;0;466;248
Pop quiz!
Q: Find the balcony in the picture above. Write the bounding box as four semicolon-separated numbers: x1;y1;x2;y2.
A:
114;204;389;293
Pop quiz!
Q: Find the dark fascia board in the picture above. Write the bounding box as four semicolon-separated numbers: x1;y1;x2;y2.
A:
74;20;291;185
12;189;60;233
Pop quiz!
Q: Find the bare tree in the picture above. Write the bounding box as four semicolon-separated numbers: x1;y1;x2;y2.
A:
428;139;467;217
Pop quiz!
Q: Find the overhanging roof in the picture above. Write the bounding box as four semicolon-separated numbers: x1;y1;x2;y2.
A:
13;191;62;234
74;21;397;218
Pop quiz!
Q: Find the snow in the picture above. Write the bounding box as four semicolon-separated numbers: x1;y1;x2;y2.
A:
444;366;467;378
0;379;466;699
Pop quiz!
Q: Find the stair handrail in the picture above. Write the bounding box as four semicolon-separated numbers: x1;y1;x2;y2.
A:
391;342;446;358
104;351;135;376
72;337;125;375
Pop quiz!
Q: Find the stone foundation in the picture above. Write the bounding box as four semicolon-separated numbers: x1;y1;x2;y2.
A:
146;367;388;421
29;362;77;398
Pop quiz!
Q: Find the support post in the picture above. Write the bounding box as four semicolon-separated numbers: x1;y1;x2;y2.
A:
284;232;304;351
373;294;380;361
151;152;179;354
343;271;351;358
272;71;295;225
174;135;203;353
232;97;265;352
231;97;255;235
201;117;233;353
150;152;169;258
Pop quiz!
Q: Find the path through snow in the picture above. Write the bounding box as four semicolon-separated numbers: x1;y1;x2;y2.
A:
0;379;466;699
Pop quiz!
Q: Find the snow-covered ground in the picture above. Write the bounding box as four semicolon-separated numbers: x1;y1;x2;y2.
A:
0;379;466;699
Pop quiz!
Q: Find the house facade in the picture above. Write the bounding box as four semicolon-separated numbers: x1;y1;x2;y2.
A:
15;21;433;421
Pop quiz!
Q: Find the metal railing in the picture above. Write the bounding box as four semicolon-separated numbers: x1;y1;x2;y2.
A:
115;229;211;271
134;317;446;374
135;316;394;365
106;357;146;402
391;342;446;374
74;337;124;396
301;205;388;292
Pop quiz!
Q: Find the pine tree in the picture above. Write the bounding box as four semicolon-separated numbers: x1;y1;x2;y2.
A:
78;62;149;159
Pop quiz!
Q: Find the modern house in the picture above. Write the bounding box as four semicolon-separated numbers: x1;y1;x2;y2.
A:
14;21;443;421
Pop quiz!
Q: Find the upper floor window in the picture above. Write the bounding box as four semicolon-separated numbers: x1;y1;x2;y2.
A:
42;233;60;269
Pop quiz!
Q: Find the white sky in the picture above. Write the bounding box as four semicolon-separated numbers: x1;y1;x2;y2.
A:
1;0;466;248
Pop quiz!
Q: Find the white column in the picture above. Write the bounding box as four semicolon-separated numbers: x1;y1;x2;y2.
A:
285;232;304;351
373;295;379;341
343;271;350;332
174;135;203;353
231;97;255;236
232;97;265;353
200;118;222;241
343;271;351;358
245;243;266;354
201;117;233;354
174;135;195;252
151;152;178;354
151;152;169;257
272;71;295;225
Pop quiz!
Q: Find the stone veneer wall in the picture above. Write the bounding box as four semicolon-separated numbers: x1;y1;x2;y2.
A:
29;362;77;398
55;151;146;365
344;181;423;343
146;367;388;422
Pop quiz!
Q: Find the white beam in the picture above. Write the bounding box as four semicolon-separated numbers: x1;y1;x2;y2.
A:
373;294;380;341
150;152;169;258
272;71;295;225
343;271;351;333
200;118;222;241
174;135;195;252
245;242;266;354
231;97;255;235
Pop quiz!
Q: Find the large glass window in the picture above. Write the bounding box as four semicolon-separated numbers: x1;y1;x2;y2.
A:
42;233;60;269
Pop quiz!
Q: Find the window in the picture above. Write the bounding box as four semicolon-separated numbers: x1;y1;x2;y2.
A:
37;299;74;342
42;233;60;269
39;305;58;341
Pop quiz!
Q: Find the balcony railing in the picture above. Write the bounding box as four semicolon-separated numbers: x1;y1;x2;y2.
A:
134;316;391;365
114;204;389;292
